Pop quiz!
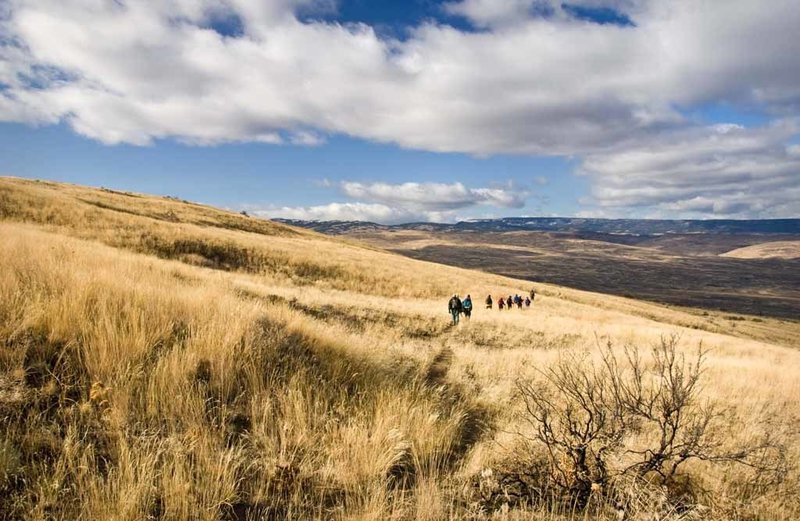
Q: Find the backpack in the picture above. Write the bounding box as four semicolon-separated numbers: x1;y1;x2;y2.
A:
463;298;472;310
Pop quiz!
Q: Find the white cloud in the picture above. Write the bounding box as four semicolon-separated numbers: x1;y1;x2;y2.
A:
579;121;800;217
340;181;528;210
2;0;799;153
250;202;429;224
250;180;531;223
1;0;799;217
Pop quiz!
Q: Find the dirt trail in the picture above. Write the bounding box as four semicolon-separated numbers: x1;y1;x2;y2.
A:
424;346;454;386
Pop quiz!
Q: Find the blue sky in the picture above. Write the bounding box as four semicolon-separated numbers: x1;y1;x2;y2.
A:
1;0;799;222
0;121;582;218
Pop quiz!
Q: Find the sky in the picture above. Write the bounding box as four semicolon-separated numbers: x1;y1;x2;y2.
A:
1;0;799;223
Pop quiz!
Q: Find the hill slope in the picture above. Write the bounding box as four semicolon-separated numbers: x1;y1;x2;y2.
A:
721;240;800;259
1;177;799;520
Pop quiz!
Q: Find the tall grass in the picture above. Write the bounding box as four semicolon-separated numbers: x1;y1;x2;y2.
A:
1;177;799;519
1;224;488;519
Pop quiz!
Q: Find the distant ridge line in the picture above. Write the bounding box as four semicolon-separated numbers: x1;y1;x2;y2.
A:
275;217;800;236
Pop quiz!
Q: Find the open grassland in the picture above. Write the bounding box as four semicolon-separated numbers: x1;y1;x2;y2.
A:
1;177;799;520
721;240;800;260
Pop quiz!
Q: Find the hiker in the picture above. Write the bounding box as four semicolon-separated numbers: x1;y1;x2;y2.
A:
498;297;505;310
506;296;513;309
524;297;531;307
529;288;536;303
485;294;493;309
463;295;473;319
448;294;462;325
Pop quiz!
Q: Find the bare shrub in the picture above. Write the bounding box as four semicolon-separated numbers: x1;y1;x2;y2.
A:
514;335;788;512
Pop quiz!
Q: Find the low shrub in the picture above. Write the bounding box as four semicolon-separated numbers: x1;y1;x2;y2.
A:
511;335;788;514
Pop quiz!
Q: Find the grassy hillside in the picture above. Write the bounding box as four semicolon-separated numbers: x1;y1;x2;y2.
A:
721;241;800;260
1;177;799;520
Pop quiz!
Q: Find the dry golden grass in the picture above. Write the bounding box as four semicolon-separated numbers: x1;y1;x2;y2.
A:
1;176;799;520
721;240;800;259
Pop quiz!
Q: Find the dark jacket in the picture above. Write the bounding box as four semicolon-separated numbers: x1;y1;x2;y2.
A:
448;297;462;312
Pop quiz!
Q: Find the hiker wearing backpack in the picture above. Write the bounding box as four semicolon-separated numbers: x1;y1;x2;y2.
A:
485;295;493;309
448;294;462;325
462;295;473;319
506;296;513;309
524;297;531;307
498;297;505;310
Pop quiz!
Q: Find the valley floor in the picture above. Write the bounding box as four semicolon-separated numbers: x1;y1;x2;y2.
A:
327;228;800;320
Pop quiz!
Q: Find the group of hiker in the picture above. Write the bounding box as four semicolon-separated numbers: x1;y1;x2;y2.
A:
488;292;534;310
448;289;536;325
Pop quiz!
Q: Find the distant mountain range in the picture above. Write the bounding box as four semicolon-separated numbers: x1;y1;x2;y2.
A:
275;217;800;236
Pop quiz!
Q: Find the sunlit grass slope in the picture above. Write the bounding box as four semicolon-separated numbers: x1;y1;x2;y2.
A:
1;177;798;520
721;240;800;259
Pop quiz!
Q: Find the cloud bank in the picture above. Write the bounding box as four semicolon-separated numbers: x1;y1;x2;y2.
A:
580;121;800;217
341;181;527;210
254;181;527;222
1;0;799;217
253;202;419;224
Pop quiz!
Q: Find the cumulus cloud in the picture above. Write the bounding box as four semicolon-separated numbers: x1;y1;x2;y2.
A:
252;180;530;223
579;121;800;217
251;202;423;224
1;0;799;216
2;0;799;152
340;181;528;210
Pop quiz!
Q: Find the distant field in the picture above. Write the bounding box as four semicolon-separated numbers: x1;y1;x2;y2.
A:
326;229;800;320
721;240;800;259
